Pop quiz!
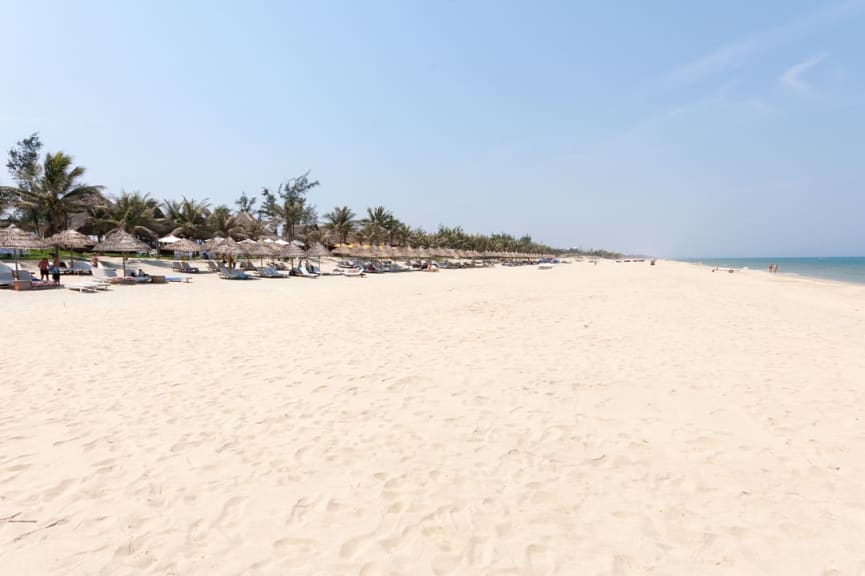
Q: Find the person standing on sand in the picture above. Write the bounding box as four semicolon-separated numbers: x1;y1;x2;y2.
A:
38;257;50;281
50;257;61;286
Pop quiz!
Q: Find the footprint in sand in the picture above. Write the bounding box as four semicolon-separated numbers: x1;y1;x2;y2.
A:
526;544;555;576
273;537;317;556
340;533;373;559
359;562;387;576
431;554;461;575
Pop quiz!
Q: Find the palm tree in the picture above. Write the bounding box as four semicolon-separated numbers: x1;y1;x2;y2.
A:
9;151;104;237
106;191;159;240
207;205;242;240
385;219;410;247
323;205;355;244
162;196;210;239
360;205;393;245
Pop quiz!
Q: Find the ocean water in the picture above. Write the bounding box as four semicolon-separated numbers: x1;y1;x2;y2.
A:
679;257;865;285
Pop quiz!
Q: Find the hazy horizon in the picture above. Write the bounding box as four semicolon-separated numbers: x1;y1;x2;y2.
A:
2;0;863;257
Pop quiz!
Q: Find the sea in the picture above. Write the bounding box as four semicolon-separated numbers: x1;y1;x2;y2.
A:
679;257;865;285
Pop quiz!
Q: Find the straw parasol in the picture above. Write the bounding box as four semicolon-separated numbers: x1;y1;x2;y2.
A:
280;243;305;259
244;239;278;265
0;225;47;272
168;238;200;256
92;230;151;277
209;236;245;268
306;242;332;258
305;242;332;269
331;244;352;257
47;229;94;271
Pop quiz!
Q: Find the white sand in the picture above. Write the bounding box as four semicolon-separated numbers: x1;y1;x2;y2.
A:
2;260;865;575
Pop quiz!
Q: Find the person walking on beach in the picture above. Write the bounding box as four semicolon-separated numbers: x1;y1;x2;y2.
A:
38;257;50;281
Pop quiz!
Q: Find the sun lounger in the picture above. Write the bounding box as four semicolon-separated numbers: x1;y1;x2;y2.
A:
207;260;220;272
14;270;58;290
341;267;366;278
218;264;252;280
0;265;14;288
257;266;287;278
172;261;200;273
291;261;320;278
92;267;134;284
67;280;110;292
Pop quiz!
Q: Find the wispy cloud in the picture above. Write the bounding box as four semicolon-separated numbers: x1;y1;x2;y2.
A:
666;0;861;87
780;52;829;92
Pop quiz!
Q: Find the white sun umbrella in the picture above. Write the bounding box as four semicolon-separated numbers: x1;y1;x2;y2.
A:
159;234;181;244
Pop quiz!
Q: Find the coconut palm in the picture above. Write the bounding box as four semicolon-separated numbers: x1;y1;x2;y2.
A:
7;151;104;237
105;191;160;240
360;205;393;245
163;196;210;239
241;217;271;241
385;219;410;247
323;205;356;244
207;205;243;240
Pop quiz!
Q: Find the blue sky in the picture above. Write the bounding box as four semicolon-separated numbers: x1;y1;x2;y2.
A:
2;0;864;256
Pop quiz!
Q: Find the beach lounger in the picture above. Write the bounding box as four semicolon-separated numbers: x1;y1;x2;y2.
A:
291;261;320;278
218;264;252;280
0;265;14;288
92;267;134;284
257;266;287;278
14;270;57;290
66;280;110;292
207;260;220;272
172;261;200;273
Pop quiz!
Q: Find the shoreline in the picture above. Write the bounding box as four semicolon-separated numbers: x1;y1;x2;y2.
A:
674;257;865;287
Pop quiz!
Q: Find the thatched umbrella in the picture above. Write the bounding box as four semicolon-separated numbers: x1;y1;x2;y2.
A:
351;244;373;259
92;230;151;277
280;243;305;267
209;237;244;268
47;229;94;272
168;238;200;258
243;240;278;266
201;236;225;251
0;225;47;272
305;242;332;270
306;242;332;258
332;244;352;257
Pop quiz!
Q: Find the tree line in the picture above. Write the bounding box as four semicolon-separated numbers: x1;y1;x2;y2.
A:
1;133;572;255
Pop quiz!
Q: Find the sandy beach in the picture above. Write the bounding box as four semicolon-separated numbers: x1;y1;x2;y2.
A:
2;259;865;575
